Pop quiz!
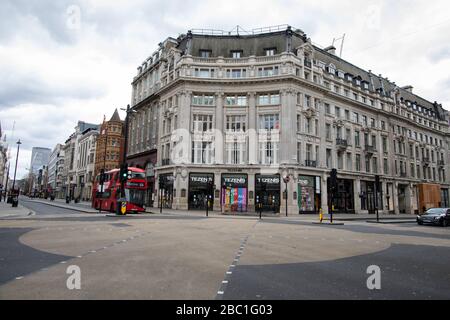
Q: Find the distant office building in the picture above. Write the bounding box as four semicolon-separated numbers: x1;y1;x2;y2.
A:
30;147;51;175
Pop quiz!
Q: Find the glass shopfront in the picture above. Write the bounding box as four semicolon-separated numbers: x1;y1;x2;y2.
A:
360;180;382;213
327;178;354;213
188;173;214;210
146;163;155;207
221;174;248;212
441;188;449;208
255;174;280;213
159;173;174;209
298;175;321;214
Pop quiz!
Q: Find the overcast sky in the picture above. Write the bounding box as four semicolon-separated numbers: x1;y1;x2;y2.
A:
1;0;450;179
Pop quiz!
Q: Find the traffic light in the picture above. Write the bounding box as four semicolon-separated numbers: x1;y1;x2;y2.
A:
99;169;105;184
329;168;338;192
119;163;128;183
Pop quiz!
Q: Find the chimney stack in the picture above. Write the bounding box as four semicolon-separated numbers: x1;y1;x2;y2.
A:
324;45;336;55
402;85;413;93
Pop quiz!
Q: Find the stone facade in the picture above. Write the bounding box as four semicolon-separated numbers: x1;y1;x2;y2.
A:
47;143;65;198
61;121;99;200
94;109;125;180
128;26;450;215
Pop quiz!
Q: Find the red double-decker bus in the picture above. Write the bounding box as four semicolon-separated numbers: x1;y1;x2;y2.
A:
92;167;147;213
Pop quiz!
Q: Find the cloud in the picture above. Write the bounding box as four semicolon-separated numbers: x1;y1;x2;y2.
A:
1;0;450;180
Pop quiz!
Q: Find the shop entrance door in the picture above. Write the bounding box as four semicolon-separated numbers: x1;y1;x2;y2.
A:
255;174;280;213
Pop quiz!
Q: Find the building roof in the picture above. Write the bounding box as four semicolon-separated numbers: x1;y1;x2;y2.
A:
109;108;122;122
137;25;446;118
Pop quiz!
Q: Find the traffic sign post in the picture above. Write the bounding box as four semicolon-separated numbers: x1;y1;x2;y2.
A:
283;176;290;217
116;198;127;215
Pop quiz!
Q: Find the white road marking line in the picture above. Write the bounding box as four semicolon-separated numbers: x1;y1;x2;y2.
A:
77;256;82;258
230;265;235;268
15;276;24;280
222;280;228;284
217;291;224;295
60;261;67;264
90;250;96;253
226;271;232;274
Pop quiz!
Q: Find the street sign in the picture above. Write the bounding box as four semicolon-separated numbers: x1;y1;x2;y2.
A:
121;201;127;214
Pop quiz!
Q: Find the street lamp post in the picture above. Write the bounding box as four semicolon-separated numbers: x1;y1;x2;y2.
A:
11;139;21;206
117;104;135;215
98;125;108;213
4;160;10;202
119;105;134;197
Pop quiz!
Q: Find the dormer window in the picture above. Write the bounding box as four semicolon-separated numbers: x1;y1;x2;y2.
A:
362;82;369;90
337;70;345;78
265;48;276;56
231;50;243;58
199;49;212;58
355;78;361;86
345;74;353;81
327;64;336;74
317;61;326;70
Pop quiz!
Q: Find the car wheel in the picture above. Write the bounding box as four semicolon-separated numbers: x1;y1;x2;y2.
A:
417;221;423;225
442;219;448;227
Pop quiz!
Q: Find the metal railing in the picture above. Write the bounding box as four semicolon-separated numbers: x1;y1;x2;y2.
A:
305;160;317;167
191;24;294;36
336;138;348;147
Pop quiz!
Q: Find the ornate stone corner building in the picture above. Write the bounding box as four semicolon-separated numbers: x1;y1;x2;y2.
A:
128;25;450;215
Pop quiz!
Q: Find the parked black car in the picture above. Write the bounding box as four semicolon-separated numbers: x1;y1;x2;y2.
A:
417;208;450;227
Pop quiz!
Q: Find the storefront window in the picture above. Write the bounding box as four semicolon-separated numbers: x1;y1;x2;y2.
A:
159;174;174;208
298;175;320;213
441;189;449;207
221;174;247;212
255;174;280;213
188;173;214;210
328;178;354;213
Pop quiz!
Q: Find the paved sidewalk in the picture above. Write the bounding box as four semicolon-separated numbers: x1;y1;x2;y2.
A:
0;201;35;218
23;197;98;213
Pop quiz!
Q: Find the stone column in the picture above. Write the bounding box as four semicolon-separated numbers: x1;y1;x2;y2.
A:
215;92;224;164
213;171;221;212
354;178;361;213
405;183;413;214
248;172;255;212
248;92;258;165
179;90;192;133
280;89;297;164
393;182;400;214
321;173;329;213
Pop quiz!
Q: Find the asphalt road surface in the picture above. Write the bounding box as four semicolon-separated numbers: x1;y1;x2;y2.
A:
1;201;449;299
